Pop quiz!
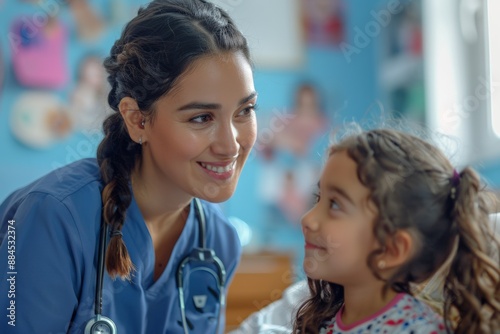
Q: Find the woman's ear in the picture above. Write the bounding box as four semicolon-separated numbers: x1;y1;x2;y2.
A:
118;97;146;144
378;230;414;271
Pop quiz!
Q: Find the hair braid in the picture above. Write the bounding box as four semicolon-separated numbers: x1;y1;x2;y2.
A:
97;113;140;280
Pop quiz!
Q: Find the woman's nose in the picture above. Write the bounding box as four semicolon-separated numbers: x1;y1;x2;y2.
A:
211;122;239;157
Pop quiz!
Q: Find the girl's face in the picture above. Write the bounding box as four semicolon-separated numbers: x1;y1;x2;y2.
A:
144;51;257;203
301;150;380;287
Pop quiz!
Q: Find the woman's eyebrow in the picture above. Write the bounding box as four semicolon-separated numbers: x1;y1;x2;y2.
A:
177;102;220;111
238;91;258;105
176;91;258;111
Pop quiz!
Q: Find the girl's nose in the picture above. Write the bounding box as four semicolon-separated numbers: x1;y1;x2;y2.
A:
301;207;320;232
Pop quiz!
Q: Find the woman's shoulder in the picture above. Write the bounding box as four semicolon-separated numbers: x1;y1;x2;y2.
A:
0;159;104;262
4;158;102;205
1;158;104;230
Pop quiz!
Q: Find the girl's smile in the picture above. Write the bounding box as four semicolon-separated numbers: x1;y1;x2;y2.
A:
304;241;325;250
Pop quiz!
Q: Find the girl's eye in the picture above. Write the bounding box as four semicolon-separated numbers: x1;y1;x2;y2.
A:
190;114;213;124
238;104;258;117
330;199;341;211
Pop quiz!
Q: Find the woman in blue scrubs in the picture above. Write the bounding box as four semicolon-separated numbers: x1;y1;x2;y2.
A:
0;1;257;333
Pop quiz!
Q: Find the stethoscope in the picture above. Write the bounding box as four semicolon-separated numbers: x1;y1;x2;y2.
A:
85;198;226;334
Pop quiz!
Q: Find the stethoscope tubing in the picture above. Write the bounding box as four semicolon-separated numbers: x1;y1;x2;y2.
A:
87;198;226;334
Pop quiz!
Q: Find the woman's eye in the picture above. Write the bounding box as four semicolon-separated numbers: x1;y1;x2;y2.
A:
190;114;213;124
238;104;258;117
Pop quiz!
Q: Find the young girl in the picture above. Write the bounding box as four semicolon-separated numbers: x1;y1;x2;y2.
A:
295;128;500;333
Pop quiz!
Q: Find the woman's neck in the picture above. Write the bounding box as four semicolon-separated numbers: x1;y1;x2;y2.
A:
131;162;192;230
131;161;194;282
340;282;399;326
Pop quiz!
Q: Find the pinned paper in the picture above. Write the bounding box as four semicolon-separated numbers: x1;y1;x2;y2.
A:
10;92;73;149
10;16;68;88
70;56;111;130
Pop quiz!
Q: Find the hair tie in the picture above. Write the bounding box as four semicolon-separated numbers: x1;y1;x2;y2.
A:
450;169;461;199
452;169;461;185
110;229;123;238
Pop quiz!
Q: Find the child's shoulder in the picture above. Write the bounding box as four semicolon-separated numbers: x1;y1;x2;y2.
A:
320;293;446;334
385;293;447;333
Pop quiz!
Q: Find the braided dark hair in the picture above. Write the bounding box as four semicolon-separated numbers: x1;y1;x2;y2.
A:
97;0;250;280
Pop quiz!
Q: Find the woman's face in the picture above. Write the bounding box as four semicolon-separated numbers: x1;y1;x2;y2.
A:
143;51;257;203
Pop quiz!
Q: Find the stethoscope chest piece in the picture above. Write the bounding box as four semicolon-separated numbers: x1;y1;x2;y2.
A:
84;315;117;334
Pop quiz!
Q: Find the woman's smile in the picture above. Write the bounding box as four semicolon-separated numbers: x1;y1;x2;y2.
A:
198;160;237;180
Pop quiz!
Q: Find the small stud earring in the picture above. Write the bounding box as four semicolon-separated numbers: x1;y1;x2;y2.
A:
378;260;386;270
140;119;145;129
139;136;143;145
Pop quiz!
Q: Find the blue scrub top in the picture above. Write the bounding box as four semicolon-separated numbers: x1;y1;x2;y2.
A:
0;158;242;334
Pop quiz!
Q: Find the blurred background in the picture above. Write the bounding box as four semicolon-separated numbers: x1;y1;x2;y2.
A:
0;0;499;328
